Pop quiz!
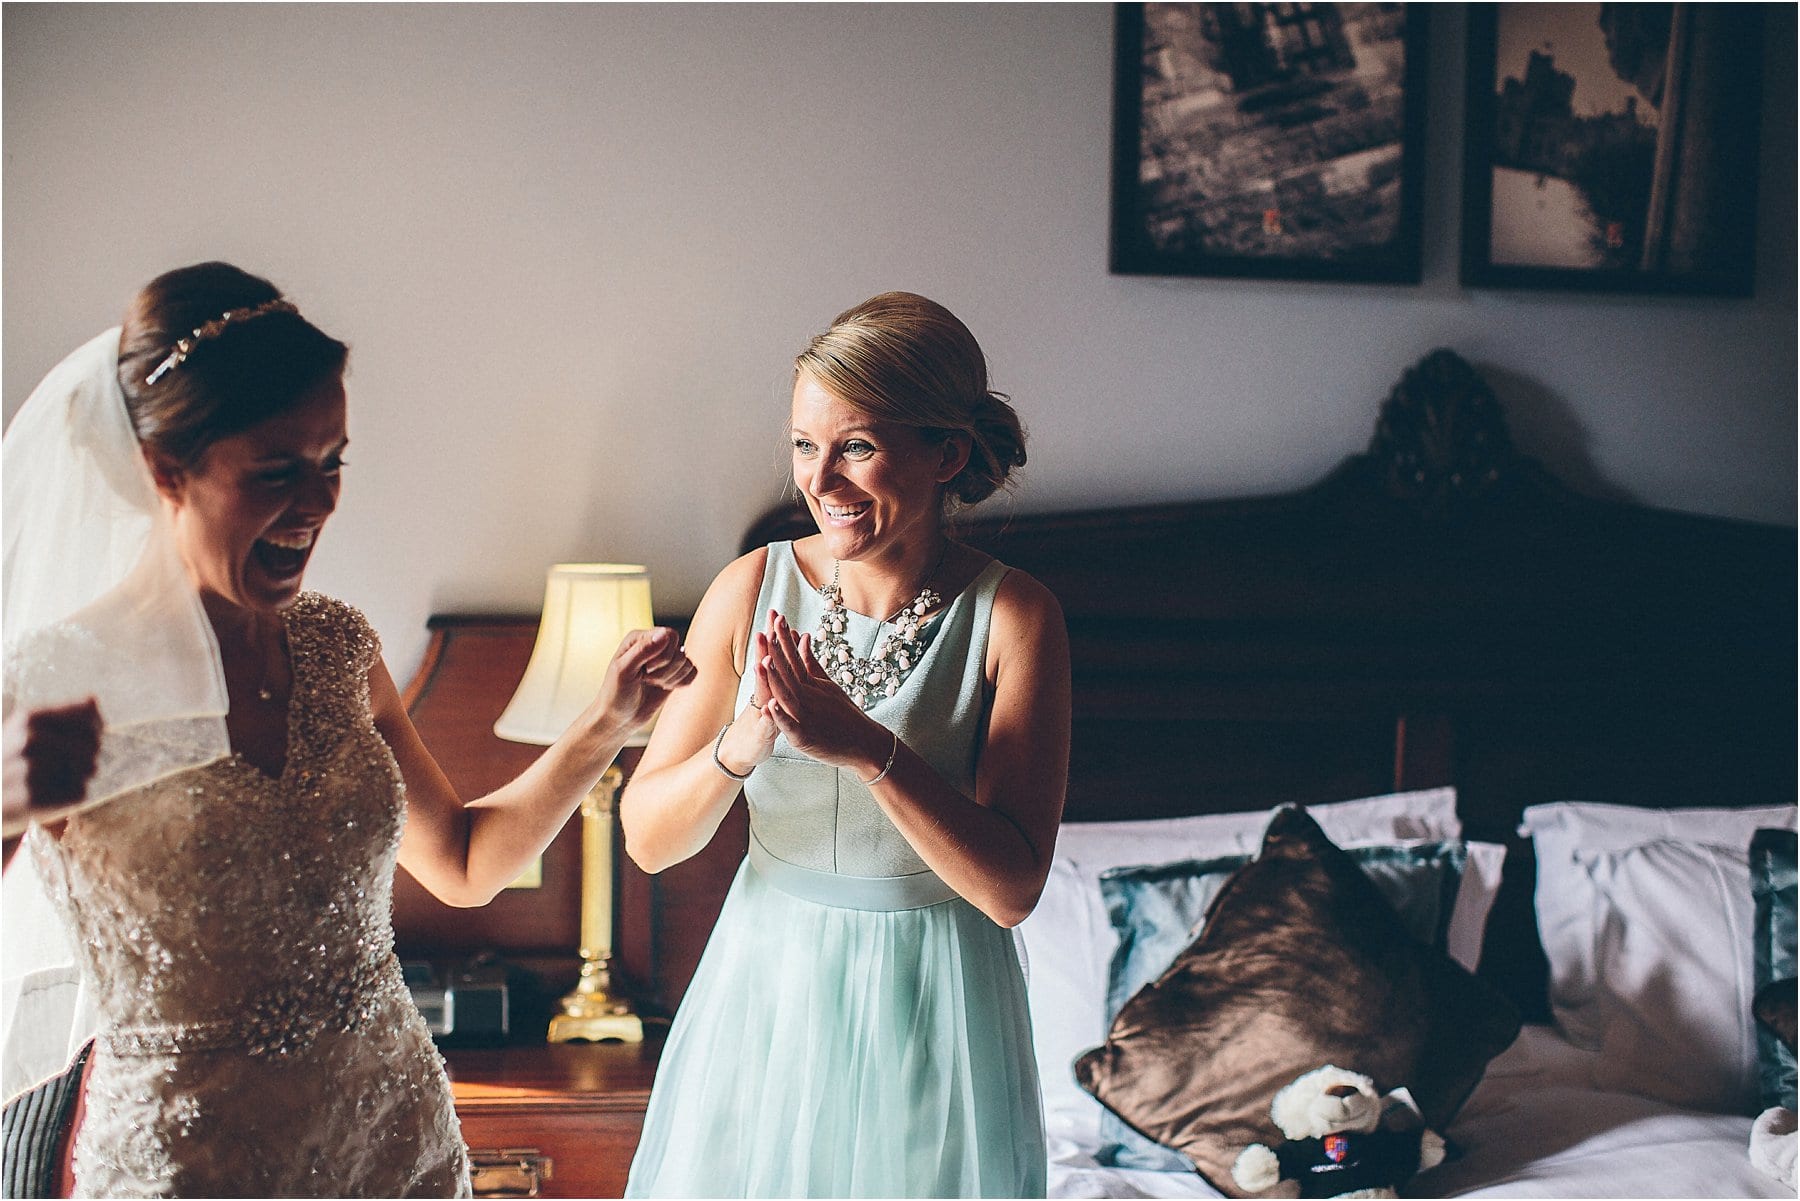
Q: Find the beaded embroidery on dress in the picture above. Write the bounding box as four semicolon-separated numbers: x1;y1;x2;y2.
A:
20;593;470;1198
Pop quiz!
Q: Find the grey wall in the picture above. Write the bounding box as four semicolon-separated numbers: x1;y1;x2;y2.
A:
6;4;1794;679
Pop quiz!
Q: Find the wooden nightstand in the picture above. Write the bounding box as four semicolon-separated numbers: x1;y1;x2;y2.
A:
445;1039;662;1198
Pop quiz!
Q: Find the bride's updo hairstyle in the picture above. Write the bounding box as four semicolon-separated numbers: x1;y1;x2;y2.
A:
118;261;349;470
795;291;1026;512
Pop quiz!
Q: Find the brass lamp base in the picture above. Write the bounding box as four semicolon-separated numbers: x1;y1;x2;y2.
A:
547;958;644;1044
547;764;644;1044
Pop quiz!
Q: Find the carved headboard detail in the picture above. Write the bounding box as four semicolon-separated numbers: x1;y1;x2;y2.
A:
1368;346;1520;517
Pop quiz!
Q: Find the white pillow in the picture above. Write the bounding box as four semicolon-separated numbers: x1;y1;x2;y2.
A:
1581;840;1760;1111
1521;801;1799;1112
1021;787;1462;1148
1522;800;1797;856
1051;787;1462;866
1447;839;1507;972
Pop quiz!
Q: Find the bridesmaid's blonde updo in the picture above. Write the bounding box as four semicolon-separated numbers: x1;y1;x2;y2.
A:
795;292;1026;511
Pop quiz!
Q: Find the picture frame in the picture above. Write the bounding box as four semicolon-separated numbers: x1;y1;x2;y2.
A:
1461;3;1764;297
1109;2;1429;284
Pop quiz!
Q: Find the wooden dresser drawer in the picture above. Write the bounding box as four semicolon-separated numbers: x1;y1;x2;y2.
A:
446;1041;660;1199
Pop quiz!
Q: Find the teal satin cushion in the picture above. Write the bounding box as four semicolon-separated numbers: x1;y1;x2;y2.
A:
1094;834;1468;1170
1751;827;1796;1110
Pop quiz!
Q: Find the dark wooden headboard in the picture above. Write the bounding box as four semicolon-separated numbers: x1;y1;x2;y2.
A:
399;349;1795;1022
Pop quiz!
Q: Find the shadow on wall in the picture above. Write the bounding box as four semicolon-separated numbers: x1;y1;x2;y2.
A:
1479;363;1641;507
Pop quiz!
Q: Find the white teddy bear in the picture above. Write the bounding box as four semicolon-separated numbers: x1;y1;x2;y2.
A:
1231;1065;1447;1199
1750;1105;1795;1189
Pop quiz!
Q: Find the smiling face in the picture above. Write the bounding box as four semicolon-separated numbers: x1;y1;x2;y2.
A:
150;376;348;616
790;371;963;567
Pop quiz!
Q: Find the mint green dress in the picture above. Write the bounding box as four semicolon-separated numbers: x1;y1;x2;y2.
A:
626;543;1046;1199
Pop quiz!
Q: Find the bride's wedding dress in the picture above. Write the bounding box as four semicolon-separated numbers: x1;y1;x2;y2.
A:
17;593;469;1198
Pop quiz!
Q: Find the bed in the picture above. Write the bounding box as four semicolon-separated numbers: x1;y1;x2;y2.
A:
400;348;1796;1198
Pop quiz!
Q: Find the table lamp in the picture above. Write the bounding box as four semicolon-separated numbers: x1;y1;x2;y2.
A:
495;563;654;1043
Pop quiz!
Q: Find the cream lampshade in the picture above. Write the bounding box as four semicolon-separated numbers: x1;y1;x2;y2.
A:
495;563;656;745
495;563;654;1043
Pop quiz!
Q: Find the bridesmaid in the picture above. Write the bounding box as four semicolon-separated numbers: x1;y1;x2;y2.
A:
621;291;1071;1197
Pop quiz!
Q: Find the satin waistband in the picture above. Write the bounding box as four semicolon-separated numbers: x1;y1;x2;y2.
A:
747;828;958;912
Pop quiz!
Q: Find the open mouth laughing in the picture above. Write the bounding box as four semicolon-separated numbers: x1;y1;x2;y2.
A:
253;528;316;580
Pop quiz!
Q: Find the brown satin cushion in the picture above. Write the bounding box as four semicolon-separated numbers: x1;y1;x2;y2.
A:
1073;806;1521;1196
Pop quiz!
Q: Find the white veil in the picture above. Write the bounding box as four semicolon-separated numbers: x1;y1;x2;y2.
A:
3;326;232;810
2;327;232;1098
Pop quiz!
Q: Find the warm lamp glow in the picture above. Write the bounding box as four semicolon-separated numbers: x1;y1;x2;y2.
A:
495;564;654;746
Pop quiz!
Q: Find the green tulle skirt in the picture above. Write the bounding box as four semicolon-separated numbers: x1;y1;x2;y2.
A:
625;858;1046;1198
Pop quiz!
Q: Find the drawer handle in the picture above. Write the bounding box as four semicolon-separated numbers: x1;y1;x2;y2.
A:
470;1148;554;1198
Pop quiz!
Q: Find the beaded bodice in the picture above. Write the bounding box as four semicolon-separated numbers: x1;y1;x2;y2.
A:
27;592;406;1056
19;593;467;1197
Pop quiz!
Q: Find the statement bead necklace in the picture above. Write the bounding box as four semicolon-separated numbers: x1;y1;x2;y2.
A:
814;555;943;710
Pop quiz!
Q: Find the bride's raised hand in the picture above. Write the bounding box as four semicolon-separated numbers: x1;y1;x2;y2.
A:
756;613;889;775
2;698;104;838
590;627;697;738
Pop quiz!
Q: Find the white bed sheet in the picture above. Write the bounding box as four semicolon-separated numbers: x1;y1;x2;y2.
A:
1047;1026;1788;1199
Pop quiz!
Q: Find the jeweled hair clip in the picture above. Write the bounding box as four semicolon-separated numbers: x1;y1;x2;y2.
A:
144;298;299;386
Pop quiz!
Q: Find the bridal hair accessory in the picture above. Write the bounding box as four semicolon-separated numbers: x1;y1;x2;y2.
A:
813;556;942;710
144;298;298;386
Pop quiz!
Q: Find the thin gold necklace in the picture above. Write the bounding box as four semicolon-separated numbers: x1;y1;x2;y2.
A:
250;615;283;703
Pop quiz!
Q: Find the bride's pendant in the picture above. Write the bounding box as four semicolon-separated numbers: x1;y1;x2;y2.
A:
814;562;940;710
250;614;281;702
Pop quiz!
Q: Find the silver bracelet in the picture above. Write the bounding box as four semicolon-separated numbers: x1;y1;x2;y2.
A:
860;727;899;786
712;722;752;781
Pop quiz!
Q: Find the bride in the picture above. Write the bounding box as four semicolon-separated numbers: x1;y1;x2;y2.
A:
1;261;695;1197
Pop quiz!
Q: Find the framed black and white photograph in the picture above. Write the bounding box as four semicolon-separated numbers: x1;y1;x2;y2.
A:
1461;3;1764;296
1109;2;1429;284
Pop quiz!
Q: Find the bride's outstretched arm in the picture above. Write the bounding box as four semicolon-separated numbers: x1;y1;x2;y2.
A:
617;548;779;874
380;626;695;907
